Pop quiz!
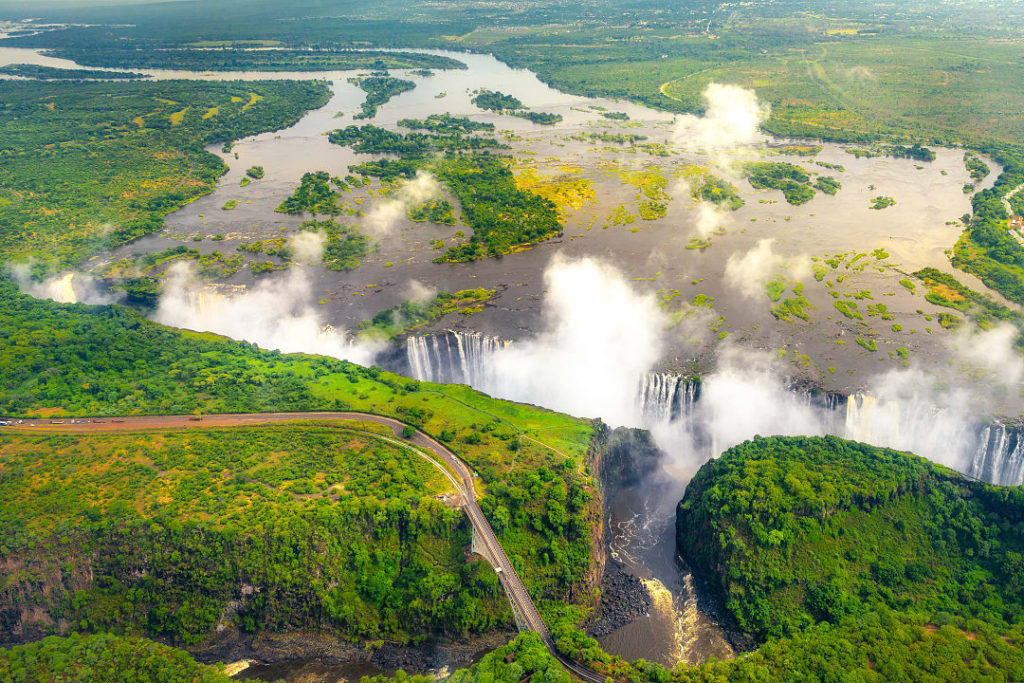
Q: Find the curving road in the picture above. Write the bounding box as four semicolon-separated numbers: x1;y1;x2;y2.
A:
3;412;609;682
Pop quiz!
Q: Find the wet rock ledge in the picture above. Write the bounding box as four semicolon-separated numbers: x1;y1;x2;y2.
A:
588;559;652;637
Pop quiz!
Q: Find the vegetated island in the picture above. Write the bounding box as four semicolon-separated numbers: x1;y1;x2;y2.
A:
0;63;148;80
350;74;416;119
472;89;563;125
327;123;560;261
45;48;468;72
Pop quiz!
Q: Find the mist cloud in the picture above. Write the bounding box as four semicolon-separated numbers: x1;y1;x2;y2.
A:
724;238;810;298
693;201;730;239
481;254;666;426
364;171;442;235
289;230;326;265
405;279;437;302
672;83;770;151
6;263;120;305
153;262;378;365
952;323;1024;390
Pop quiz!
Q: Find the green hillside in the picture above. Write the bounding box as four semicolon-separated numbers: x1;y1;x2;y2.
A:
0;633;234;682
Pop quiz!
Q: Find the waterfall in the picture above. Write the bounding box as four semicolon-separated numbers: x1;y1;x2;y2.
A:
404;330;509;385
966;424;1024;486
400;337;1024;487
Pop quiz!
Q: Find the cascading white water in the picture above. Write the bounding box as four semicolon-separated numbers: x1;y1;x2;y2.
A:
966;424;1024;486
639;373;686;423
402;333;1024;487
405;330;509;386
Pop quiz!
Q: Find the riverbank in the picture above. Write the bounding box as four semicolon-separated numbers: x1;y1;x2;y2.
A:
196;629;516;681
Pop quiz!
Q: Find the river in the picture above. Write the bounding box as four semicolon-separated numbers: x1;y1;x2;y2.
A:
0;43;1013;674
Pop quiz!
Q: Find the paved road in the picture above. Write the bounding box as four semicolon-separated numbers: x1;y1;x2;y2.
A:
4;412;609;682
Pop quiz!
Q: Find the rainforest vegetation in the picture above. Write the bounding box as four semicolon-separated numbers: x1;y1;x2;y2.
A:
336;142;561;259
912;267;1024;344
690;174;743;210
301;219;373;271
431;154;561;261
471;89;562;125
398;114;495;135
0;633;234;682
276;170;343;215
679;436;1024;639
952;145;1024;306
328;124;504;155
408;198;457;225
743;162;817;205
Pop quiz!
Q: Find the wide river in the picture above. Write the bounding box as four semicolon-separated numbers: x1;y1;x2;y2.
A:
1;43;1014;677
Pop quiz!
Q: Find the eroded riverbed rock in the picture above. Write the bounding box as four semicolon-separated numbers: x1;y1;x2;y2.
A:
589;559;652;637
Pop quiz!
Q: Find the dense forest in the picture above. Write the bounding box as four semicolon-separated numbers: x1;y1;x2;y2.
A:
399;114;495;135
48;48;466;72
0;280;600;626
276;171;343;215
670;436;1024;680
350;75;417;120
743;162;818;205
0;633;234;682
470;89;563;125
0;424;508;644
329;124;504;155
327;129;559;259
679;436;1024;638
432;155;562;261
952;145;1024;306
0;64;147;80
0;79;331;267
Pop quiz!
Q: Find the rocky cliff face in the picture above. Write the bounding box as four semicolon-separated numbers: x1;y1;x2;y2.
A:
593;424;664;490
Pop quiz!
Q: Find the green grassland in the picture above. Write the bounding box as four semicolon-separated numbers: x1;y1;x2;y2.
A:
0;79;331;268
0;423;510;645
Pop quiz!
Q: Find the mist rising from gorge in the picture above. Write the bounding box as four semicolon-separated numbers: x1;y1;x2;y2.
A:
153;262;380;366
